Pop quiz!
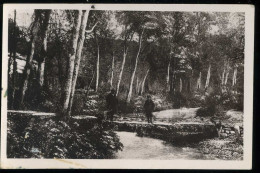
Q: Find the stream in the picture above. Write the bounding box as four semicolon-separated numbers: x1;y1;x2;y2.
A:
115;131;207;160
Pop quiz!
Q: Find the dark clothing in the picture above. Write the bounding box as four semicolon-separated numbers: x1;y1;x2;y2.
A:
106;93;118;121
144;99;155;123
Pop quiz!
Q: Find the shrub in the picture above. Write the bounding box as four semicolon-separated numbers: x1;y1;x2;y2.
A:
7;116;123;159
195;92;222;118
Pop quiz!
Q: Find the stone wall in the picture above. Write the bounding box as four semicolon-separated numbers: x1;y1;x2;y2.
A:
110;121;218;144
219;125;244;138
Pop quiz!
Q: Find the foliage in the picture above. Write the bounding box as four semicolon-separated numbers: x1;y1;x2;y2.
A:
8;10;244;114
7;116;123;159
195;89;243;117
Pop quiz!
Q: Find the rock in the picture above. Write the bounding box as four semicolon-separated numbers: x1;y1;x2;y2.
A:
220;133;228;137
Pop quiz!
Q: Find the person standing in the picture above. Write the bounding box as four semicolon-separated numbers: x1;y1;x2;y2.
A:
106;89;118;121
143;95;155;124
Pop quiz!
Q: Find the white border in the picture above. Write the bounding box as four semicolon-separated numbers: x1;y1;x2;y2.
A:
1;4;254;169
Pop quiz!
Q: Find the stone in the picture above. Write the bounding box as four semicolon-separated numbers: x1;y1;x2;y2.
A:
220;133;228;137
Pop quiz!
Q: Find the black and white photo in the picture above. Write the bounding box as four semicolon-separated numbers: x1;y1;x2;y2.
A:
1;4;254;169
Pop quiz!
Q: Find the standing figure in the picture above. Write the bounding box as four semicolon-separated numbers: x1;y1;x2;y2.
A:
143;95;155;124
106;89;118;121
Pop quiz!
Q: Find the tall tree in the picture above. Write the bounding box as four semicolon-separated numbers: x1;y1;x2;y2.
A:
19;10;51;108
61;10;82;115
140;68;150;95
205;64;211;90
126;29;144;102
94;31;100;92
10;10;17;109
37;10;51;86
115;22;134;96
110;51;115;89
68;10;90;116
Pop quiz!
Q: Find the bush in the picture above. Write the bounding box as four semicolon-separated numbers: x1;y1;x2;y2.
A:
7;116;123;159
220;90;243;111
195;89;243;118
195;92;223;118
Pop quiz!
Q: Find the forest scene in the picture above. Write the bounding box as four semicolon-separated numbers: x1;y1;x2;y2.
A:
6;8;244;160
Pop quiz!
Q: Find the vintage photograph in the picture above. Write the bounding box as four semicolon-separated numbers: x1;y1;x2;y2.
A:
1;4;254;169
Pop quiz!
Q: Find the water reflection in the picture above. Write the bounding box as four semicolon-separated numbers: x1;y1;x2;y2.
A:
115;131;206;160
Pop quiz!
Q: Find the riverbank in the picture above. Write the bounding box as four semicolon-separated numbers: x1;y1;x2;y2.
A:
197;135;243;160
116;108;243;160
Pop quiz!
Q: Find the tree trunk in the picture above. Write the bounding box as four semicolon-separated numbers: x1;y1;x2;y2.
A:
141;68;150;95
166;57;171;91
110;52;115;89
11;10;17;109
68;10;89;116
138;80;142;95
95;33;100;92
136;77;139;94
61;10;82;115
224;64;230;85
221;66;226;86
232;66;237;86
116;51;127;96
19;10;42;108
115;25;133;96
205;64;211;89
197;72;201;89
126;29;144;103
180;78;182;92
37;10;51;86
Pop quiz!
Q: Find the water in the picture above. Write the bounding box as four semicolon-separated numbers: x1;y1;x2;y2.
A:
115;132;206;160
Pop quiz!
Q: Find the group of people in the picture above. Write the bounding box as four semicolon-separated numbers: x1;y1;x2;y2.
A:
106;89;155;123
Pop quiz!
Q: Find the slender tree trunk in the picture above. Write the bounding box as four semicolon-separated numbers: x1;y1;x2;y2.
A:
138;80;142;95
166;57;171;91
11;10;17;109
205;64;211;89
95;33;100;92
234;68;237;86
222;67;226;86
61;10;82;115
232;66;237;86
141;68;150;95
225;64;230;85
180;78;182;92
116;51;127;96
68;10;89;116
115;25;133;96
37;10;51;86
136;77;139;94
197;71;201;89
110;52;115;89
126;29;144;103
